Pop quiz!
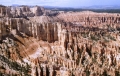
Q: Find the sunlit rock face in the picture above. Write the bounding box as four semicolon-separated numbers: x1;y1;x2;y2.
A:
0;5;120;76
0;5;59;18
0;18;61;43
30;6;44;16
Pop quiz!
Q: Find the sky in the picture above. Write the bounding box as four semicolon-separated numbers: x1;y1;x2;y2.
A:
0;0;120;7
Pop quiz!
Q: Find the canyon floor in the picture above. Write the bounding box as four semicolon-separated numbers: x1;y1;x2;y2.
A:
0;5;120;76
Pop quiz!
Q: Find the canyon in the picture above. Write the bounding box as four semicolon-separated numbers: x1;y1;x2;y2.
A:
0;5;120;76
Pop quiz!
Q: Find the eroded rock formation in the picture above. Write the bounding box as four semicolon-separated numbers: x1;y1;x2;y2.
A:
57;11;120;27
0;5;120;76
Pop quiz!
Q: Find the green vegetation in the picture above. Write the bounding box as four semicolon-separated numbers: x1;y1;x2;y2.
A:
103;70;109;76
85;70;90;76
0;38;31;76
0;55;31;75
115;71;120;76
107;35;116;41
92;57;96;63
90;35;99;41
81;32;88;38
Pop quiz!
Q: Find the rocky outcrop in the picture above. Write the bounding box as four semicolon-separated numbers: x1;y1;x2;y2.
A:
43;10;59;16
30;6;44;16
0;5;59;18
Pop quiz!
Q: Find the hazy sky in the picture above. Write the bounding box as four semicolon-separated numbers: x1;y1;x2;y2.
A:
0;0;120;7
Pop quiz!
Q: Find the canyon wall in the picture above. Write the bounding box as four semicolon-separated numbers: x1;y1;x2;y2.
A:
0;5;120;76
0;5;58;18
0;18;61;43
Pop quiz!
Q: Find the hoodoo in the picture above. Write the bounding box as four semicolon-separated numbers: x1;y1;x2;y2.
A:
0;5;120;76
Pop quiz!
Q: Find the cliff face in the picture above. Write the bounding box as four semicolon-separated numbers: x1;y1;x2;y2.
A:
0;6;12;17
0;18;61;43
0;5;120;76
30;6;44;16
0;5;59;18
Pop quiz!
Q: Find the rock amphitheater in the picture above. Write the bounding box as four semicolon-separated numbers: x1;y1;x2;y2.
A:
0;5;120;76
